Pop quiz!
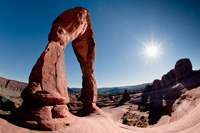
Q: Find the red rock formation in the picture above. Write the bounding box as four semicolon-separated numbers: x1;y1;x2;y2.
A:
141;58;200;125
150;80;163;109
122;89;130;99
141;84;152;105
143;84;152;92
0;77;7;89
174;58;200;89
161;69;176;88
175;58;192;83
151;79;161;91
13;7;97;130
0;76;27;91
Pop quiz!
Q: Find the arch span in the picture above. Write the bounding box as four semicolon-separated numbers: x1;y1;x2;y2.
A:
14;7;97;131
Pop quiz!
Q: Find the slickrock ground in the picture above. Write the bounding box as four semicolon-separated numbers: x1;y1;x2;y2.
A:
1;87;200;133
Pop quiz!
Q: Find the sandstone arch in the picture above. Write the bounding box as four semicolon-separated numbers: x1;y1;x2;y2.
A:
13;7;97;130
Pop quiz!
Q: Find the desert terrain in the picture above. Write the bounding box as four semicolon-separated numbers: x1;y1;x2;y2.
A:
1;58;200;133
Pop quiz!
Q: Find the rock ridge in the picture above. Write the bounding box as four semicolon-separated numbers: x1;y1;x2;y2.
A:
141;58;200;125
0;76;27;91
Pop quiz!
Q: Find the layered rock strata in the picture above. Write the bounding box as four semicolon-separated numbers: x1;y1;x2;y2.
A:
0;76;27;91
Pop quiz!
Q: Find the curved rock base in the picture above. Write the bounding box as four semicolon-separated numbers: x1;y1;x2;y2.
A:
13;103;74;130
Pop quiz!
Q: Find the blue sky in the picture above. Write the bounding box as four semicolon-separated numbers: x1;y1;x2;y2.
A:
0;0;200;88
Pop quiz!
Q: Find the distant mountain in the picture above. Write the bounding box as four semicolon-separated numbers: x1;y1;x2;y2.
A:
68;87;82;94
68;83;150;95
0;76;27;91
0;76;149;95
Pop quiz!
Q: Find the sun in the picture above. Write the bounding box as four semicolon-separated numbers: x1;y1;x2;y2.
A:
145;44;159;58
141;40;164;61
126;31;167;62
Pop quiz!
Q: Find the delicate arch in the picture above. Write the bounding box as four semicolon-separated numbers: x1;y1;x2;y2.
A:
15;7;97;130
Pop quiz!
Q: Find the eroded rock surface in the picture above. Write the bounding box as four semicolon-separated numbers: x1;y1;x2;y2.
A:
140;58;200;125
161;69;176;88
13;7;97;130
